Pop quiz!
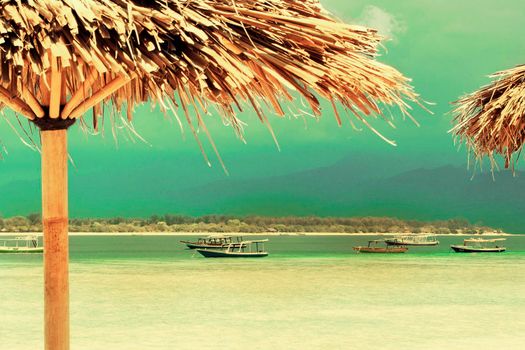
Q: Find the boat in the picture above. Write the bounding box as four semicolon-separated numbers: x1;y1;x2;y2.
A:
196;239;269;258
385;234;439;246
0;236;43;253
450;238;506;253
353;240;408;254
181;235;245;249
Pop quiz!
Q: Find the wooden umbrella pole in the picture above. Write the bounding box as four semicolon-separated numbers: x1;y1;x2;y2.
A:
35;102;76;350
41;128;70;350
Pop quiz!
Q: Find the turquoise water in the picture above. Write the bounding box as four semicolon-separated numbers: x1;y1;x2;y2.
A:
1;235;525;350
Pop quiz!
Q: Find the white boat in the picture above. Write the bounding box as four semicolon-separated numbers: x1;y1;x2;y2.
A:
180;235;246;249
196;239;269;258
0;236;43;253
451;238;506;253
385;234;439;246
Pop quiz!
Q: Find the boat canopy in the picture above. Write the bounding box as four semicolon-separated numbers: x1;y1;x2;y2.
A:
238;239;269;244
464;238;506;243
1;235;39;241
394;233;436;237
205;234;243;239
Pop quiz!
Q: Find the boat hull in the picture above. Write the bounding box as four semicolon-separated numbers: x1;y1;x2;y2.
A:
450;245;506;253
353;247;408;254
0;247;43;254
181;241;245;250
385;240;439;247
196;249;268;258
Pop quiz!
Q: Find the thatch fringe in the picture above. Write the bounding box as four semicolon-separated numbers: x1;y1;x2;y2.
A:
0;0;421;152
452;65;525;168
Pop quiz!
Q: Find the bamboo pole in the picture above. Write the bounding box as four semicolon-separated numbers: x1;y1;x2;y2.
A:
67;74;134;119
41;129;70;350
49;57;62;118
0;86;37;119
21;87;45;118
40;72;52;107
60;68;98;119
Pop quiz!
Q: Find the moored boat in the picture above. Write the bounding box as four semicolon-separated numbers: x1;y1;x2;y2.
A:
353;240;408;254
451;238;506;253
0;236;43;254
181;235;245;249
196;239;269;258
385;234;439;246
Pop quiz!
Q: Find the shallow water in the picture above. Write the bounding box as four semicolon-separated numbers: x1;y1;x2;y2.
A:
1;235;524;350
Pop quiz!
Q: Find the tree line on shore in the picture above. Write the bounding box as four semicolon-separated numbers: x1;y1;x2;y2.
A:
0;214;502;234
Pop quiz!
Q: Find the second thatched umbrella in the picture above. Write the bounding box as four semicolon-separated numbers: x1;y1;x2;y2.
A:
0;1;421;349
452;64;525;167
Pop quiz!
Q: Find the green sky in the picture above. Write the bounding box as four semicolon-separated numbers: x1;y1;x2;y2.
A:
1;0;525;226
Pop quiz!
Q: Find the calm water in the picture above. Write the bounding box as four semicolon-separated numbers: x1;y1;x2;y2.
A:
1;235;524;350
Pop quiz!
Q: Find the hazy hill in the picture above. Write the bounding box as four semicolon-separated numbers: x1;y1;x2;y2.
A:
0;155;523;232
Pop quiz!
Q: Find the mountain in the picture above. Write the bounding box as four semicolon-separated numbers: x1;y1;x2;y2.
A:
1;155;524;232
168;163;524;232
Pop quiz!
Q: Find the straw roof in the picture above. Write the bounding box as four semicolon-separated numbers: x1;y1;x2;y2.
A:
452;65;525;167
0;0;420;148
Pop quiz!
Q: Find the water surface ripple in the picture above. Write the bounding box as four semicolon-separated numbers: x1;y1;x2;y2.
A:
1;235;524;350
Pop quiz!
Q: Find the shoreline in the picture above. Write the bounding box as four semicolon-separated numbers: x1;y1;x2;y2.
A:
0;232;516;237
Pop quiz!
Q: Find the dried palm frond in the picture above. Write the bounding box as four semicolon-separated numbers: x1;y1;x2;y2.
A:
452;65;525;168
0;0;421;150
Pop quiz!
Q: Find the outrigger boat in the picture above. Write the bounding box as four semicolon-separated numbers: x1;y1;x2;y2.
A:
353;240;408;254
181;235;245;249
196;239;269;258
385;234;439;246
451;238;506;253
0;236;43;253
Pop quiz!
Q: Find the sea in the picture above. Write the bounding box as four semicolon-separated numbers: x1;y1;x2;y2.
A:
1;235;524;350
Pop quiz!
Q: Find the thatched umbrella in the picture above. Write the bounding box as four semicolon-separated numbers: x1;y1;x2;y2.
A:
0;1;421;349
452;64;525;168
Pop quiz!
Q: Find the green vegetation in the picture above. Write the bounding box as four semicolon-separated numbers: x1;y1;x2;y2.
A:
0;214;503;234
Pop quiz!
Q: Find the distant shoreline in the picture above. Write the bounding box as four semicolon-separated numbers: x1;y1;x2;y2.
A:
1;215;504;236
0;232;515;237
